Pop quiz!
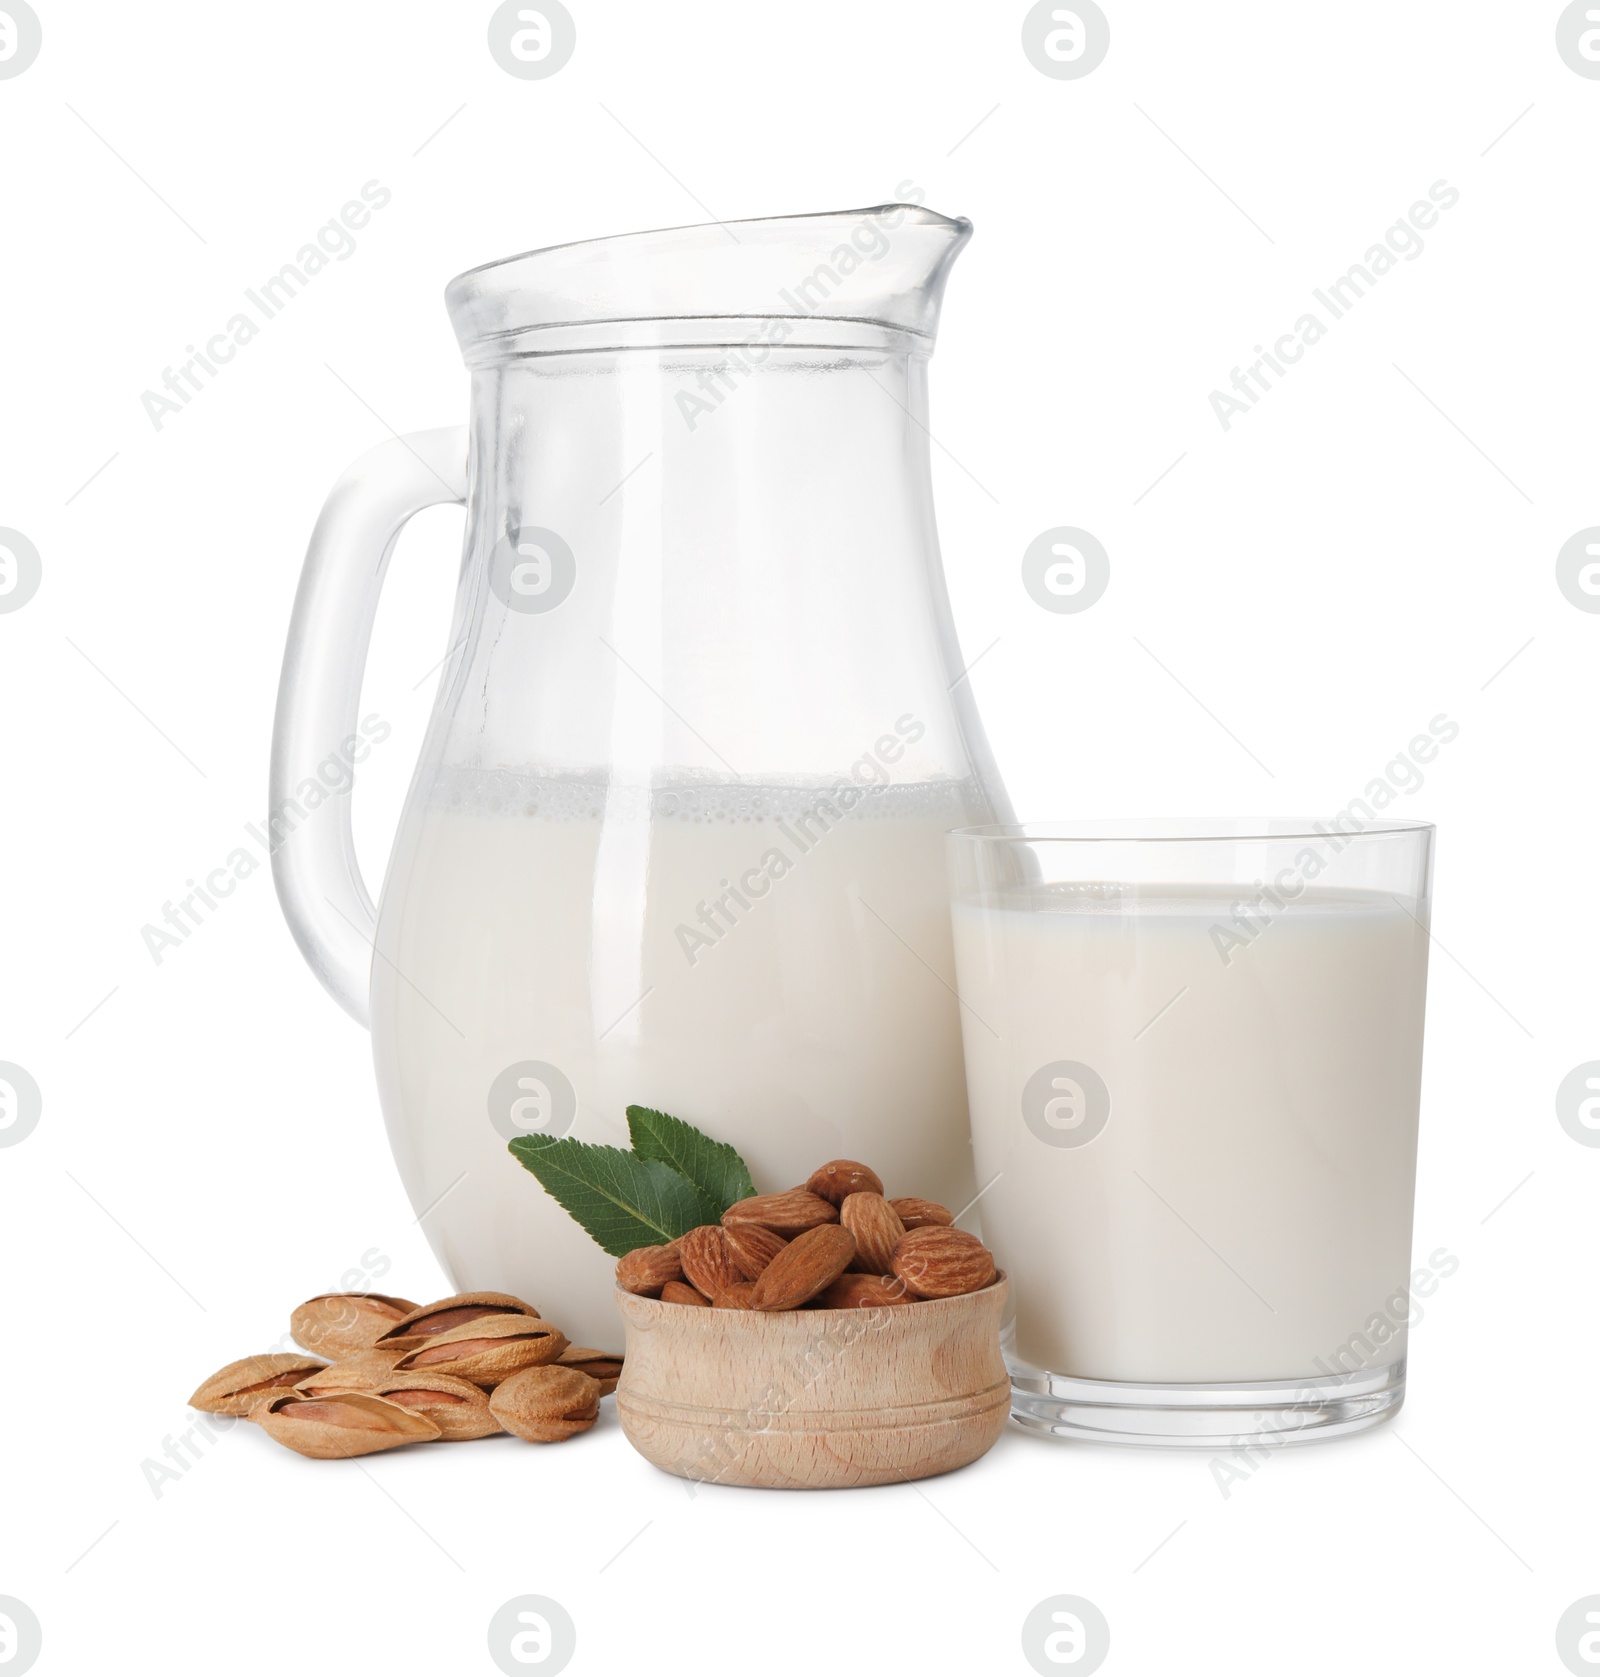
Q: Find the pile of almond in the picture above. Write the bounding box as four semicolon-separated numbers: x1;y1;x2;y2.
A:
616;1159;998;1311
188;1289;621;1459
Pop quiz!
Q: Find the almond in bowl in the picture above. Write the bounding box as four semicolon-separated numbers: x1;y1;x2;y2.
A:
611;1159;1009;1490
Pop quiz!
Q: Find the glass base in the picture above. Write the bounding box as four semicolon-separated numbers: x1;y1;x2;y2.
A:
1007;1351;1405;1449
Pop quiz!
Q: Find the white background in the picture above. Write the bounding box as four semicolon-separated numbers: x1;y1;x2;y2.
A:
2;3;1596;1673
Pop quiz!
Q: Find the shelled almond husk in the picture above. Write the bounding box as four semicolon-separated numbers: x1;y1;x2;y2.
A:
369;1373;502;1441
557;1348;624;1395
190;1353;329;1416
373;1291;545;1352
293;1350;407;1395
290;1293;419;1358
489;1366;601;1443
194;1284;621;1461
391;1314;568;1388
256;1390;442;1458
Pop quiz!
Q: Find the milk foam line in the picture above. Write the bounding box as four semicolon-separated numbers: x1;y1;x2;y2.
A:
422;764;981;824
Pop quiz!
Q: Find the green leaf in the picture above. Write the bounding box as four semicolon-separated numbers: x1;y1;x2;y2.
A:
626;1105;756;1216
508;1135;720;1257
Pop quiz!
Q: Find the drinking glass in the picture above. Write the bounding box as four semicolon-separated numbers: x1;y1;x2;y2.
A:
947;819;1434;1448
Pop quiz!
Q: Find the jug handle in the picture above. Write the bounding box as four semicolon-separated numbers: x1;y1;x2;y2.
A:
269;426;469;1026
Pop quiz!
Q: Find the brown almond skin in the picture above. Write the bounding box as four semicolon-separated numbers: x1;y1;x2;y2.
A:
373;1291;540;1351
489;1366;602;1442
713;1281;757;1310
255;1390;441;1458
819;1273;914;1309
840;1192;906;1274
290;1293;419;1358
191;1353;330;1416
660;1280;712;1308
889;1196;954;1230
721;1189;839;1235
891;1226;997;1299
750;1224;858;1310
676;1226;740;1296
806;1159;884;1205
615;1244;684;1297
724;1223;787;1280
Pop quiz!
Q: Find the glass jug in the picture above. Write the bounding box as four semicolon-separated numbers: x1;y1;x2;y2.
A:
271;204;1009;1347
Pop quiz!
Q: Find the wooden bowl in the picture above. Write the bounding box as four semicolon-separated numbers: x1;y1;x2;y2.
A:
613;1276;1009;1490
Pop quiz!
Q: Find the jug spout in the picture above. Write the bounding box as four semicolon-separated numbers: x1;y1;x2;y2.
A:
445;202;972;363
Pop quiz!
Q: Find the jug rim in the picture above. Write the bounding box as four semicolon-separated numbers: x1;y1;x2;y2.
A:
443;202;973;364
447;203;969;287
